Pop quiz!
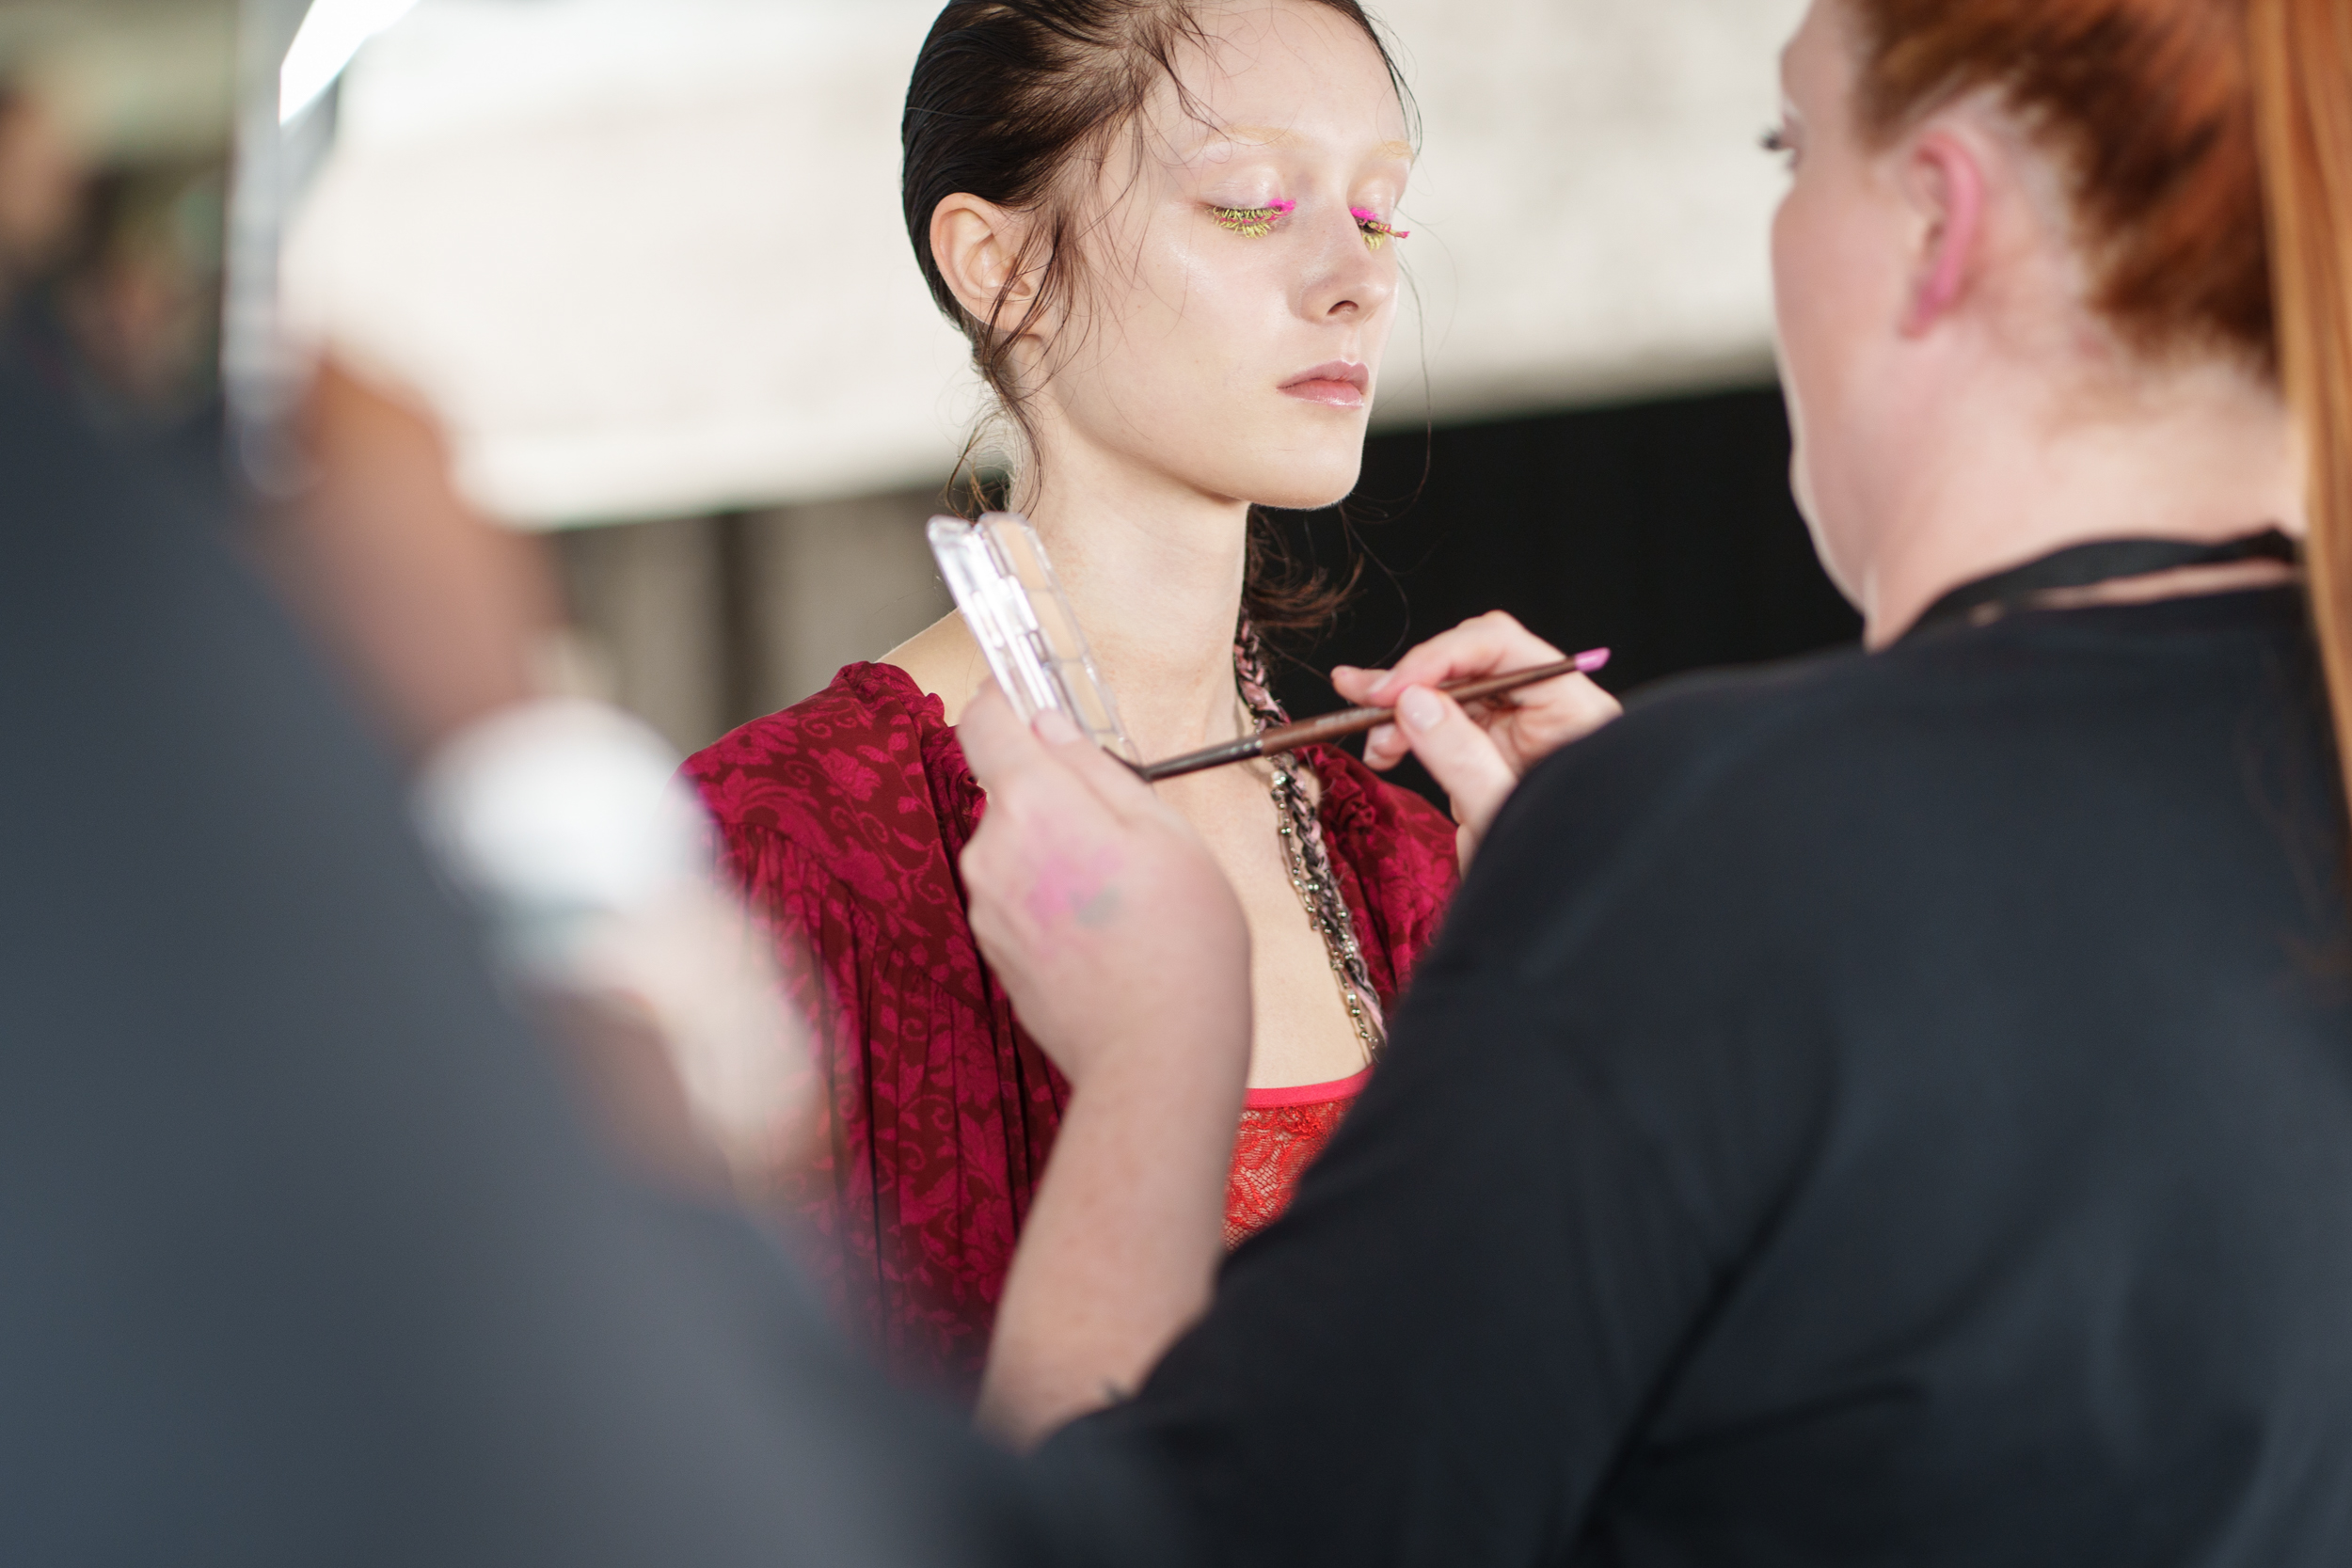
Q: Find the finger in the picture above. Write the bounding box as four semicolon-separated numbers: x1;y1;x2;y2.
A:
1394;686;1521;839
961;689;1148;823
1379;612;1561;698
1487;674;1624;766
960;692;1124;843
1366;612;1564;704
1363;721;1406;770
1330;664;1390;705
1540;673;1624;736
957;683;1049;793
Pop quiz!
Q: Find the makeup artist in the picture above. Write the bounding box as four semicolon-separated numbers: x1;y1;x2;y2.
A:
956;0;2352;1560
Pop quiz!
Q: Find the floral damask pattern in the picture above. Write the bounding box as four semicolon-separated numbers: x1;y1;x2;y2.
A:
686;662;1459;1399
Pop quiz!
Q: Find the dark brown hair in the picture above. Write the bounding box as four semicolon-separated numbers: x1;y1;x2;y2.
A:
1843;0;2352;823
901;0;1411;638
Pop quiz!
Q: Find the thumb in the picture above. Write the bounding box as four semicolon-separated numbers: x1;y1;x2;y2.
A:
957;683;1048;794
1395;686;1519;839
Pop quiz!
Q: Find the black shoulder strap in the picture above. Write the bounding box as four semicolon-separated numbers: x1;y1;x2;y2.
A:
1909;529;2302;638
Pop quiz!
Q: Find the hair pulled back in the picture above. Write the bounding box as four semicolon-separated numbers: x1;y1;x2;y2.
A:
901;0;1409;638
1841;0;2352;829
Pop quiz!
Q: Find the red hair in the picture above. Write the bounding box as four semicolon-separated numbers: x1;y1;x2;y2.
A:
1846;0;2272;368
1846;0;2352;828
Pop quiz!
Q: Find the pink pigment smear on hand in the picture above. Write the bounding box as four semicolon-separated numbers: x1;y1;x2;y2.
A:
1025;847;1123;944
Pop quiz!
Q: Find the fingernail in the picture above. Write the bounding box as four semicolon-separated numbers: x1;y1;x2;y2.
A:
1398;688;1445;734
1034;709;1083;745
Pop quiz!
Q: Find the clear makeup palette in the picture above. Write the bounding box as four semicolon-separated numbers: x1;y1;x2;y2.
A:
928;513;1140;764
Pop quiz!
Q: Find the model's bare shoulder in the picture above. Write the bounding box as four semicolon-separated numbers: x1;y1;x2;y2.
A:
882;613;990;725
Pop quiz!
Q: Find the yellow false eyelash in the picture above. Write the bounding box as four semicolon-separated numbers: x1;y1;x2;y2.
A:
1211;200;1295;237
1351;208;1409;250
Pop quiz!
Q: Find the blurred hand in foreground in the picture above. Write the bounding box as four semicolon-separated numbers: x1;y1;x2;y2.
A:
957;686;1250;1093
1334;611;1623;868
957;685;1251;1446
417;698;816;1205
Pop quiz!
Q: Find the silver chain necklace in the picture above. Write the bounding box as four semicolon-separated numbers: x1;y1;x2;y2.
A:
1234;625;1387;1063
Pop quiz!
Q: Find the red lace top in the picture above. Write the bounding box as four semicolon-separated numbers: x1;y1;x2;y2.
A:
685;662;1458;1397
1227;1069;1375;1248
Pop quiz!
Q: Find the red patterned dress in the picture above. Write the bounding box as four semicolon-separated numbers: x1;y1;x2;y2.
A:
685;662;1458;1397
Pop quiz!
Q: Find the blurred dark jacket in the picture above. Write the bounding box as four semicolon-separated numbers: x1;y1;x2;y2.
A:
0;359;1166;1567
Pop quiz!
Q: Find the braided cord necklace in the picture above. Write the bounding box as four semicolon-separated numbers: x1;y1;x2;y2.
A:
1233;624;1387;1063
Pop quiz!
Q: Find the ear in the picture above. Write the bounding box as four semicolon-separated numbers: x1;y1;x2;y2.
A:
1899;130;1987;338
930;194;1044;335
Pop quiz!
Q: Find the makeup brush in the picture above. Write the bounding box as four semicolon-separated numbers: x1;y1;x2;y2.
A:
1133;648;1613;783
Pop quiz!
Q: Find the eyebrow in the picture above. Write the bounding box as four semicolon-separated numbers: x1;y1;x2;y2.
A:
1210;127;1417;163
1216;126;1306;148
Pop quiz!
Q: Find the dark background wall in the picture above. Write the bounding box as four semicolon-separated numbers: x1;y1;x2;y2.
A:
552;382;1865;778
1268;383;1862;804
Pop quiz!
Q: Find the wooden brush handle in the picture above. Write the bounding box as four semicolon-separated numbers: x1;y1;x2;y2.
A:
1137;652;1606;782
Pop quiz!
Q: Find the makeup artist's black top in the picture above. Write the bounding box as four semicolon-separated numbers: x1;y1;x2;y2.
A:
1063;585;2352;1566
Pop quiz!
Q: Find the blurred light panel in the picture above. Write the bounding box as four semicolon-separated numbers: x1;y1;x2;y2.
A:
0;2;239;160
283;0;1807;529
280;0;421;123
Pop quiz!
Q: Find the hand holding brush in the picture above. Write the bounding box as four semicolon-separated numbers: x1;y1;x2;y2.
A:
1136;647;1613;781
1334;613;1625;868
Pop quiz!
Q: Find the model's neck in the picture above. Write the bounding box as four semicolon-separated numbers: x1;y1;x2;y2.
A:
1858;358;2304;648
1022;438;1255;759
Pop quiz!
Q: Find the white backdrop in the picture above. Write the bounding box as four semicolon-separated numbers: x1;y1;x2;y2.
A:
284;0;1806;528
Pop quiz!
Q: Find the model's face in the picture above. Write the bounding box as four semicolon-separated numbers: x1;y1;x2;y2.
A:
1026;0;1411;512
1769;0;1909;604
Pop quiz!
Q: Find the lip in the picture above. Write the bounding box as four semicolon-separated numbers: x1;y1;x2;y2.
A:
1279;361;1371;409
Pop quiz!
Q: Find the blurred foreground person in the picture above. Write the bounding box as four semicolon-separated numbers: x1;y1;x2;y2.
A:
0;87;79;296
279;356;815;1204
0;357;1170;1563
955;0;2352;1560
0;81;89;387
0;84;222;451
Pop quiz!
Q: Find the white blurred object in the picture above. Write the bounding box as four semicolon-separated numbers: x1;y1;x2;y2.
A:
282;0;974;525
282;0;1805;528
416;697;707;957
415;698;809;1190
280;0;422;123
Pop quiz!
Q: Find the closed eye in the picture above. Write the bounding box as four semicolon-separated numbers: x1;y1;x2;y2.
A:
1211;201;1295;237
1351;207;1409;250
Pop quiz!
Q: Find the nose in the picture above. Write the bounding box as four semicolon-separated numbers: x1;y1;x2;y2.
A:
1302;207;1397;324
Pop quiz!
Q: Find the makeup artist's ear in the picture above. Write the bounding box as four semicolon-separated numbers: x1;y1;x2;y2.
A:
1899;128;1987;337
932;195;1044;335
